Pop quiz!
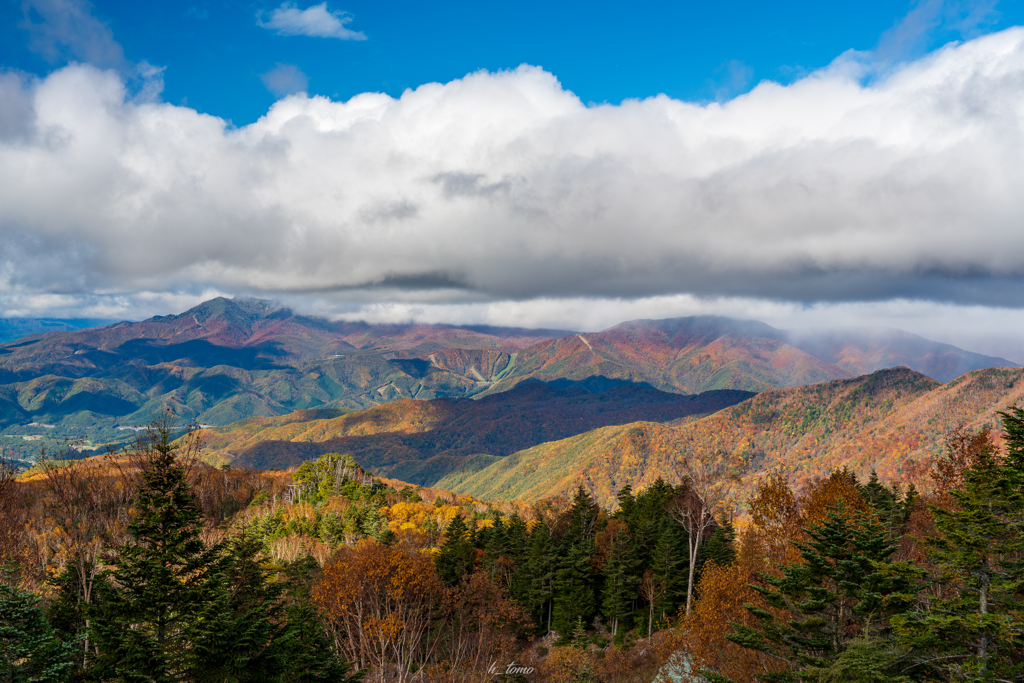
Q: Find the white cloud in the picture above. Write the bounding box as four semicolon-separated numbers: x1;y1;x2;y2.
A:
258;2;366;40
260;63;308;98
21;0;126;69
4;29;1024;331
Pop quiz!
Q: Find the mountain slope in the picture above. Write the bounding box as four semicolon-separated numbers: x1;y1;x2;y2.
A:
197;381;755;483
784;327;1014;382
438;367;1024;508
0;299;1015;456
434;317;854;397
454;316;1016;396
0;298;572;449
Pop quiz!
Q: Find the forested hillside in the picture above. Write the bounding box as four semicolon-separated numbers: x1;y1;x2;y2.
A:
5;408;1022;681
442;367;1024;506
196;381;754;483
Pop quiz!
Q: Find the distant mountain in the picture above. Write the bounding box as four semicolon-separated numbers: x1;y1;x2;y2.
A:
782;327;1014;383
196;380;755;483
453;317;1017;394
0;318;115;344
0;298;571;450
463;316;853;395
0;298;1015;455
438;367;1024;508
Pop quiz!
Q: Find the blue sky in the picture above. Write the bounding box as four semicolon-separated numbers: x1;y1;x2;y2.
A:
3;0;1020;125
4;0;1024;360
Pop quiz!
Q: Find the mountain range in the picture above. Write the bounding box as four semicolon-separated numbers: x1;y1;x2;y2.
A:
438;366;1024;507
196;380;754;483
0;318;114;344
0;297;1015;455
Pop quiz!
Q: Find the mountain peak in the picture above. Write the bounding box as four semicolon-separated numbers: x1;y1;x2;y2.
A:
152;297;282;328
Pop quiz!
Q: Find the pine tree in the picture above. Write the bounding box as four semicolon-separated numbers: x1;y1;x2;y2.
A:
895;412;1024;681
552;487;599;632
90;425;222;682
720;504;919;683
435;513;475;585
601;527;637;637
0;567;76;683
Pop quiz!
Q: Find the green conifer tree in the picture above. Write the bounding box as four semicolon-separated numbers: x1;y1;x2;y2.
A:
895;411;1024;681
89;425;221;682
718;504;920;683
523;522;558;633
552;487;600;632
651;518;689;620
601;527;638;637
0;568;76;683
435;513;475;585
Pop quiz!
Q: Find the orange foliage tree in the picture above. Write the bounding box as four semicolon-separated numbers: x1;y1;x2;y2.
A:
672;562;786;683
314;539;528;683
314;540;443;681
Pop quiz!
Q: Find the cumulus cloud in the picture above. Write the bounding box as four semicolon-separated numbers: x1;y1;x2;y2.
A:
258;2;366;40
260;63;309;97
4;29;1024;323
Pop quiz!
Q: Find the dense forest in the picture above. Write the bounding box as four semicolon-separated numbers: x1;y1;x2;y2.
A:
1;408;1022;682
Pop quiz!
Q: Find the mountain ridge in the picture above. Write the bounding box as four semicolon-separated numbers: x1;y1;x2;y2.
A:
0;298;1015;456
195;380;756;484
438;366;1024;508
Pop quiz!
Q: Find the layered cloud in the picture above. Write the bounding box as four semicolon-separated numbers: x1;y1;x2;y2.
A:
258;2;366;40
3;29;1024;318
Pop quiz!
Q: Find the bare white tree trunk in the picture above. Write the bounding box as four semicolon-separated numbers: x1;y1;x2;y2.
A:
669;455;739;615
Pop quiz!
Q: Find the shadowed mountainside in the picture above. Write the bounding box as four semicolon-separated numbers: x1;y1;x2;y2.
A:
196;380;755;484
437;367;1024;508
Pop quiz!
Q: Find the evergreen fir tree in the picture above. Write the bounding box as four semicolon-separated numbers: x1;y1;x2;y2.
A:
695;516;736;577
651;518;688;620
601;527;637;637
89;425;222;682
504;512;529;562
895;412;1024;681
89;425;361;683
435;513;475;585
0;567;76;683
186;533;283;681
522;522;557;633
552;487;600;632
719;504;919;683
47;561;109;675
615;479;676;573
273;599;361;683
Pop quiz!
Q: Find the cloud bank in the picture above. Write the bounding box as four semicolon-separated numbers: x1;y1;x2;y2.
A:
258;2;367;40
3;28;1024;324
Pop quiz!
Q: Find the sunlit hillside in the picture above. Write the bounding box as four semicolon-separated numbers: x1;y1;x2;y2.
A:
439;367;1024;507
